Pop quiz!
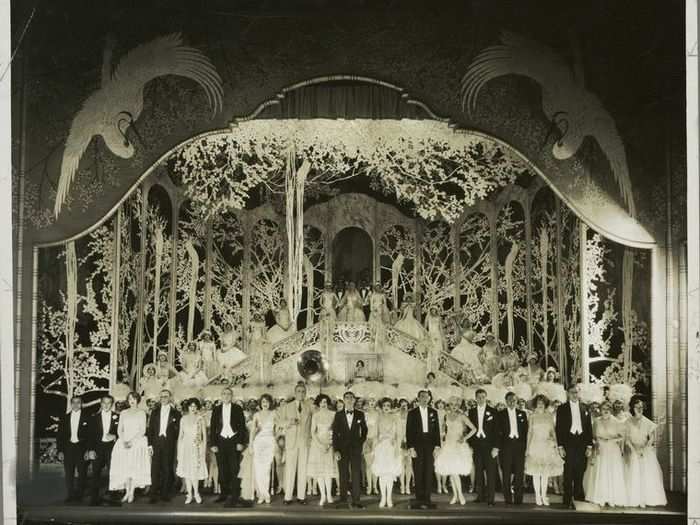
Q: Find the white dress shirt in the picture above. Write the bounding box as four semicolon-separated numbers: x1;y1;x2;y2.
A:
221;403;235;438
159;405;170;437
70;410;81;443
101;410;111;441
419;406;429;433
345;410;354;428
570;401;582;434
476;405;486;438
507;408;519;438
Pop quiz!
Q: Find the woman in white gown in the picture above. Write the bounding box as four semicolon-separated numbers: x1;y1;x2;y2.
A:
584;401;628;507
363;398;379;495
109;392;150;502
267;300;296;344
251;394;277;504
198;331;218;379
434;396;476;505
450;326;487;383
524;394;563;506
368;284;389;349
179;342;208;387
217;322;248;375
623;397;667;507
423;307;445;374
249;313;271;385
307;394;338;506
320;284;338;322
176;398;208;504
370;398;402;508
338;281;366;323
154;351;176;390
394;297;425;340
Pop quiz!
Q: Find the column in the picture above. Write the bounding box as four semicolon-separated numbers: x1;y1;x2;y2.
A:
241;215;252;354
579;222;588;383
203;217;214;331
109;208;122;388
554;200;567;381
489;209;499;337
168;198;180;366
134;183;151;390
524;200;534;352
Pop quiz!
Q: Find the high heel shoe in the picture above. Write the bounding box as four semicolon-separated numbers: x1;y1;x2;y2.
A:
185;495;192;505
542;497;550;506
194;494;202;504
387;501;393;508
535;495;543;506
127;492;134;504
319;496;326;506
450;495;458;505
121;493;129;503
459;494;466;505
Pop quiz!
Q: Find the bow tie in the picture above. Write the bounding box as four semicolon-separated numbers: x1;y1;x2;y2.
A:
346;411;354;415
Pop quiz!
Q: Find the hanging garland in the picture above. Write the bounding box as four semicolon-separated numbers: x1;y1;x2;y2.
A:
172;120;530;223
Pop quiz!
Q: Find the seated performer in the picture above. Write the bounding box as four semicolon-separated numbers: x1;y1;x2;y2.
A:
217;322;248;373
450;324;487;383
394;295;425;340
267;299;296;344
140;364;163;399
154;351;177;390
353;360;368;382
179;342;208;388
338;281;367;322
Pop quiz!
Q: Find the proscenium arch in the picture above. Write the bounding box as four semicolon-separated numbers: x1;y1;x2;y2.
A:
35;75;657;249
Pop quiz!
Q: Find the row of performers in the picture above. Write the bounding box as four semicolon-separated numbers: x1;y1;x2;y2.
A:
56;382;666;511
139;291;550;393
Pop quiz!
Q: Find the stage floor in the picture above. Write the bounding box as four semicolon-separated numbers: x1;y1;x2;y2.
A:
18;474;687;525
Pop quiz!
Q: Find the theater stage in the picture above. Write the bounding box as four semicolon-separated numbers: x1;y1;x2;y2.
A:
18;475;686;525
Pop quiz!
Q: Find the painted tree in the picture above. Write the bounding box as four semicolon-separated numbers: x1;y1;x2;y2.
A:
458;213;491;342
379;225;416;312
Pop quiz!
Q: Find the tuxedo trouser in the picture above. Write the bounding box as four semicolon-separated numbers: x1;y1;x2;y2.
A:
563;436;587;503
151;437;176;497
499;440;525;503
472;440;498;504
411;439;435;504
216;438;242;501
90;442;115;502
283;443;309;501
63;443;87;498
338;448;362;504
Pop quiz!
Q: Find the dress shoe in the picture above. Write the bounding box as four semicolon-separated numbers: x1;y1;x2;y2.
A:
350;502;365;509
487;501;495;507
224;498;240;508
283;499;294;505
473;498;482;504
568;502;576;510
149;496;159;504
297;498;307;505
215;495;228;503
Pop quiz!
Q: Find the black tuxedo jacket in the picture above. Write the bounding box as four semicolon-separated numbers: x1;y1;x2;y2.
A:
555;401;594;448
56;410;90;453
405;406;441;449
146;404;182;447
332;409;368;453
467;405;500;449
497;408;529;449
208;402;248;448
88;410;120;450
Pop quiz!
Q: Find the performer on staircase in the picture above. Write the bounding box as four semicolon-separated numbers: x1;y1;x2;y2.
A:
368;283;389;350
267;299;296;344
338;281;367;322
394;295;425;340
423;307;446;374
217;322;248;374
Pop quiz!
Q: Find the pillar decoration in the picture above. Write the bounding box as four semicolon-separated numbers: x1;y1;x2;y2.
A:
524;202;534;353
134;183;151;390
489;210;499;338
109;208;122;389
678;242;688;492
28;247;39;477
621;248;634;383
555;199;567;381
241;215;252;355
540;224;549;368
579;221;589;383
168;199;180;366
203;217;214;331
64;241;78;410
152;226;164;363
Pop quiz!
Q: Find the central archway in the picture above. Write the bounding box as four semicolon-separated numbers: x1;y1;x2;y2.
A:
332;226;373;286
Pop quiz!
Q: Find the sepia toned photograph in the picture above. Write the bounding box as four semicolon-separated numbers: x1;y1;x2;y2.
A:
0;0;697;524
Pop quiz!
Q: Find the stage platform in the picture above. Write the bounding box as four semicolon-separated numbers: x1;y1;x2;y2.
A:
18;475;687;525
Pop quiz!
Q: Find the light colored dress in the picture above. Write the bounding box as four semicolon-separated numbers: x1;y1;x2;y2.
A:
339;290;366;322
252;411;276;500
371;414;402;478
623;416;667;507
199;340;218;379
249;320;271;384
363;409;379;468
424;314;445;374
320;291;337;322
525;411;563;476
307;409;338;478
109;408;151;490
394;302;425;340
450;335;487;380
584;416;628;506
397;410;412;473
176;414;208;480
267;308;296;343
435;414;474;476
238;417;256;500
179;349;208;387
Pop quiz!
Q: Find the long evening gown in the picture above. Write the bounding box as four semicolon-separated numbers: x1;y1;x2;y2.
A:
109;408;151;490
394;303;425;340
623;416;667;507
176;414;208;480
424;314;445;374
435;415;474;476
584;416;628;506
252;412;276;501
450;336;486;379
339;291;366;322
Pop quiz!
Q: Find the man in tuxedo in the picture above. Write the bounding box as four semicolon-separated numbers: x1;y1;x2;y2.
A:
147;389;181;503
87;395;120;506
555;384;593;509
405;390;441;509
57;395;90;503
279;382;313;504
467;389;500;506
209;386;249;507
497;392;528;505
331;391;368;509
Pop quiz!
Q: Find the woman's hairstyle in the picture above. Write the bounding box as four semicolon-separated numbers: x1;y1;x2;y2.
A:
600;400;613;411
259;393;274;408
629;396;645;413
475;388;487;397
187;397;202;410
127;391;141;404
356;360;365;367
379;397;393;408
532;394;549;408
314;393;331;407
